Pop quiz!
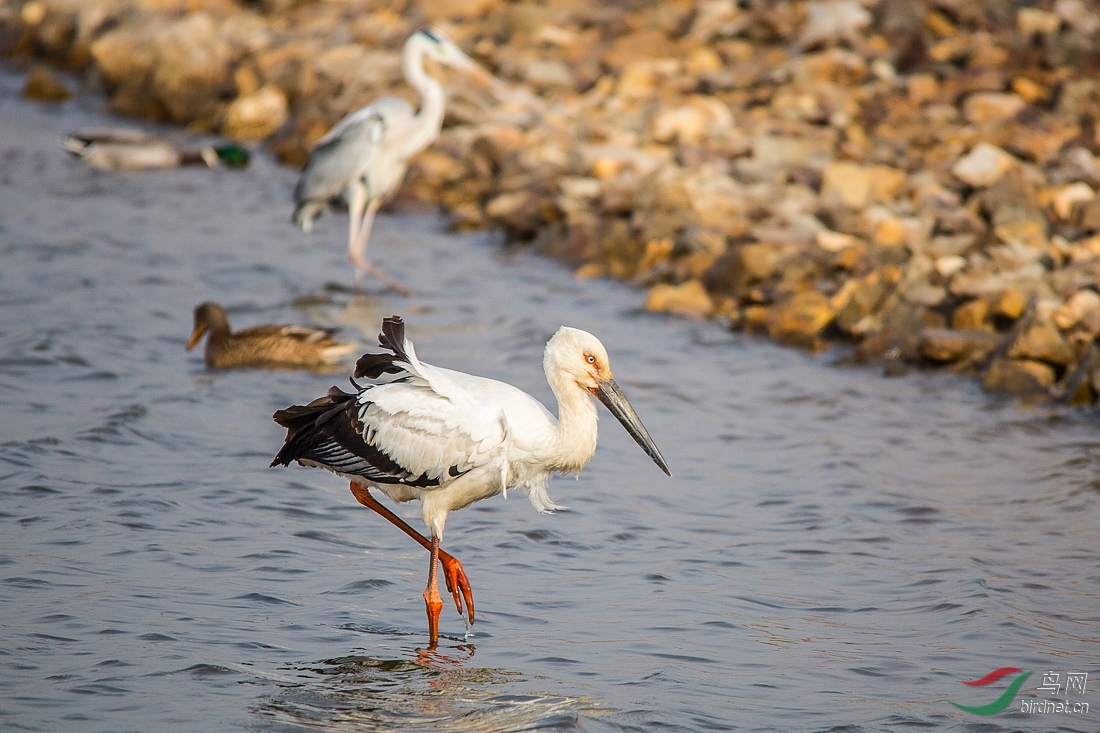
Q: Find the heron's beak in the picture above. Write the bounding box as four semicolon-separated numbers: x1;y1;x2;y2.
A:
453;54;497;88
185;325;205;351
595;378;672;477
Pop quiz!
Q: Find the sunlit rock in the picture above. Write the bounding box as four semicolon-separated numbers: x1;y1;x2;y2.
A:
953;144;1018;188
222;84;287;140
920;329;1000;363
644;280;714;319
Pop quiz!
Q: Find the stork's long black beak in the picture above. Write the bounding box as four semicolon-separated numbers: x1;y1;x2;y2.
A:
595;378;672;477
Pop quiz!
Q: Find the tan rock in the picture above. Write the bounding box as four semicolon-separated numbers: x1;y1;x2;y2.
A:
1056;0;1100;34
151;13;235;122
907;73;939;105
742;305;771;332
952;299;992;330
645;280;714;319
992;204;1048;249
822;161;873;208
22;64;71;102
794;0;872;51
872;217;907;247
524;59;575;91
603;30;680;71
747;134;835;178
637;238;674;273
983;358;1055;396
1048;182;1095;220
1008;122;1080;163
768;291;835;345
816;229;860;252
486;190;542;235
952;143;1018;187
90;19;159;116
1053;289;1100;329
920;329;1000;363
1011;76;1047;104
651;96;733;145
870;165;907;202
1008;322;1076;365
935;255;967;277
573;262;605;280
963;93;1026;125
684;47;723;76
1018;7;1062;36
739;242;792;282
222;85;287;140
1072;200;1100;231
415;0;496;21
994;289;1028;320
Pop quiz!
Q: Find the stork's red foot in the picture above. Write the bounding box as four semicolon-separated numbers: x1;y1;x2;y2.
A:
423;583;444;646
438;549;474;624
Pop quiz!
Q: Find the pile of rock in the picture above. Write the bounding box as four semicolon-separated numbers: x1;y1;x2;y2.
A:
7;0;1100;403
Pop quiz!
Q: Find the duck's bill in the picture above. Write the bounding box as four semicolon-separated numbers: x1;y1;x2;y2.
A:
595;378;672;477
185;326;205;350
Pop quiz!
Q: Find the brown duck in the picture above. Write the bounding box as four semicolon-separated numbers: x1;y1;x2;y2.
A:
186;301;355;370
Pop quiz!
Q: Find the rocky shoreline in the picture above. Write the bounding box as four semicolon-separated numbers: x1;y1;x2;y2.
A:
7;0;1100;403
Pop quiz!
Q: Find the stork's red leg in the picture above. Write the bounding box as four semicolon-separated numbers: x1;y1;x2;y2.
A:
348;483;475;624
424;537;443;646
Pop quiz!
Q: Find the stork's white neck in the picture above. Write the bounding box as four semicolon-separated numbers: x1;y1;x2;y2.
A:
545;366;600;474
403;39;447;156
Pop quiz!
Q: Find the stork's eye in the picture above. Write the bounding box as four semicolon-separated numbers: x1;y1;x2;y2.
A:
585;354;596;365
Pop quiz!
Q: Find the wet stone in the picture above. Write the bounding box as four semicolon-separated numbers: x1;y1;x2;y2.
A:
983;357;1056;396
920;328;1001;364
21;64;70;101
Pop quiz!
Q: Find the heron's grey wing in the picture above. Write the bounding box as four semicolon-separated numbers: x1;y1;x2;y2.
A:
293;98;414;205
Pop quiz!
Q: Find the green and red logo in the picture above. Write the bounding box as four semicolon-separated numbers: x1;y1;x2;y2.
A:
949;667;1033;715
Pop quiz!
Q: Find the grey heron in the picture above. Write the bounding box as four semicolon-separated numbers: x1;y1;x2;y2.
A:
271;316;671;645
291;29;491;293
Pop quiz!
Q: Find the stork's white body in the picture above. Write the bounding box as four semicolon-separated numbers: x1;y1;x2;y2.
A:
272;317;669;642
302;338;602;539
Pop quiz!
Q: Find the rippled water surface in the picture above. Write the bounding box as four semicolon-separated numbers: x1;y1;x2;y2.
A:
2;72;1098;732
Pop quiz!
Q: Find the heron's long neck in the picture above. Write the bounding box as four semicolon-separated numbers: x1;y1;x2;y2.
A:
403;44;447;155
547;370;599;473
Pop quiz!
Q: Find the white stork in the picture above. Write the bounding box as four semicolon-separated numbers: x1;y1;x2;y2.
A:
271;316;671;645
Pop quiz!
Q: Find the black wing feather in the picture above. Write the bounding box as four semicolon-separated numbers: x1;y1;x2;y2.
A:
271;383;440;488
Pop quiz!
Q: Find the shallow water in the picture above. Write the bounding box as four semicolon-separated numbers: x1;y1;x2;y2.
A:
1;71;1098;733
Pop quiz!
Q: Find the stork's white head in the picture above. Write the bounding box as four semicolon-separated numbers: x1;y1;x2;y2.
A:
544;326;613;394
544;326;671;477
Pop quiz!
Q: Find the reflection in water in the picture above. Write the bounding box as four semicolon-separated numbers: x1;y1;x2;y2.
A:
256;647;595;732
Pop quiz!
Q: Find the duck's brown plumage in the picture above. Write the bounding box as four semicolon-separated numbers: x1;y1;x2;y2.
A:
186;301;355;370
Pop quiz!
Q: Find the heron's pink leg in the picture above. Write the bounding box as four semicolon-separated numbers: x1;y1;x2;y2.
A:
346;182;368;260
348;199;412;295
348;483;475;625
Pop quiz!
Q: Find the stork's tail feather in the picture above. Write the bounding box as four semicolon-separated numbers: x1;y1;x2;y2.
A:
354;316;412;379
271;386;356;467
378;316;409;360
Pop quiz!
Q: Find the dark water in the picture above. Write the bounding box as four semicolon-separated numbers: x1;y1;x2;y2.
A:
1;71;1098;733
